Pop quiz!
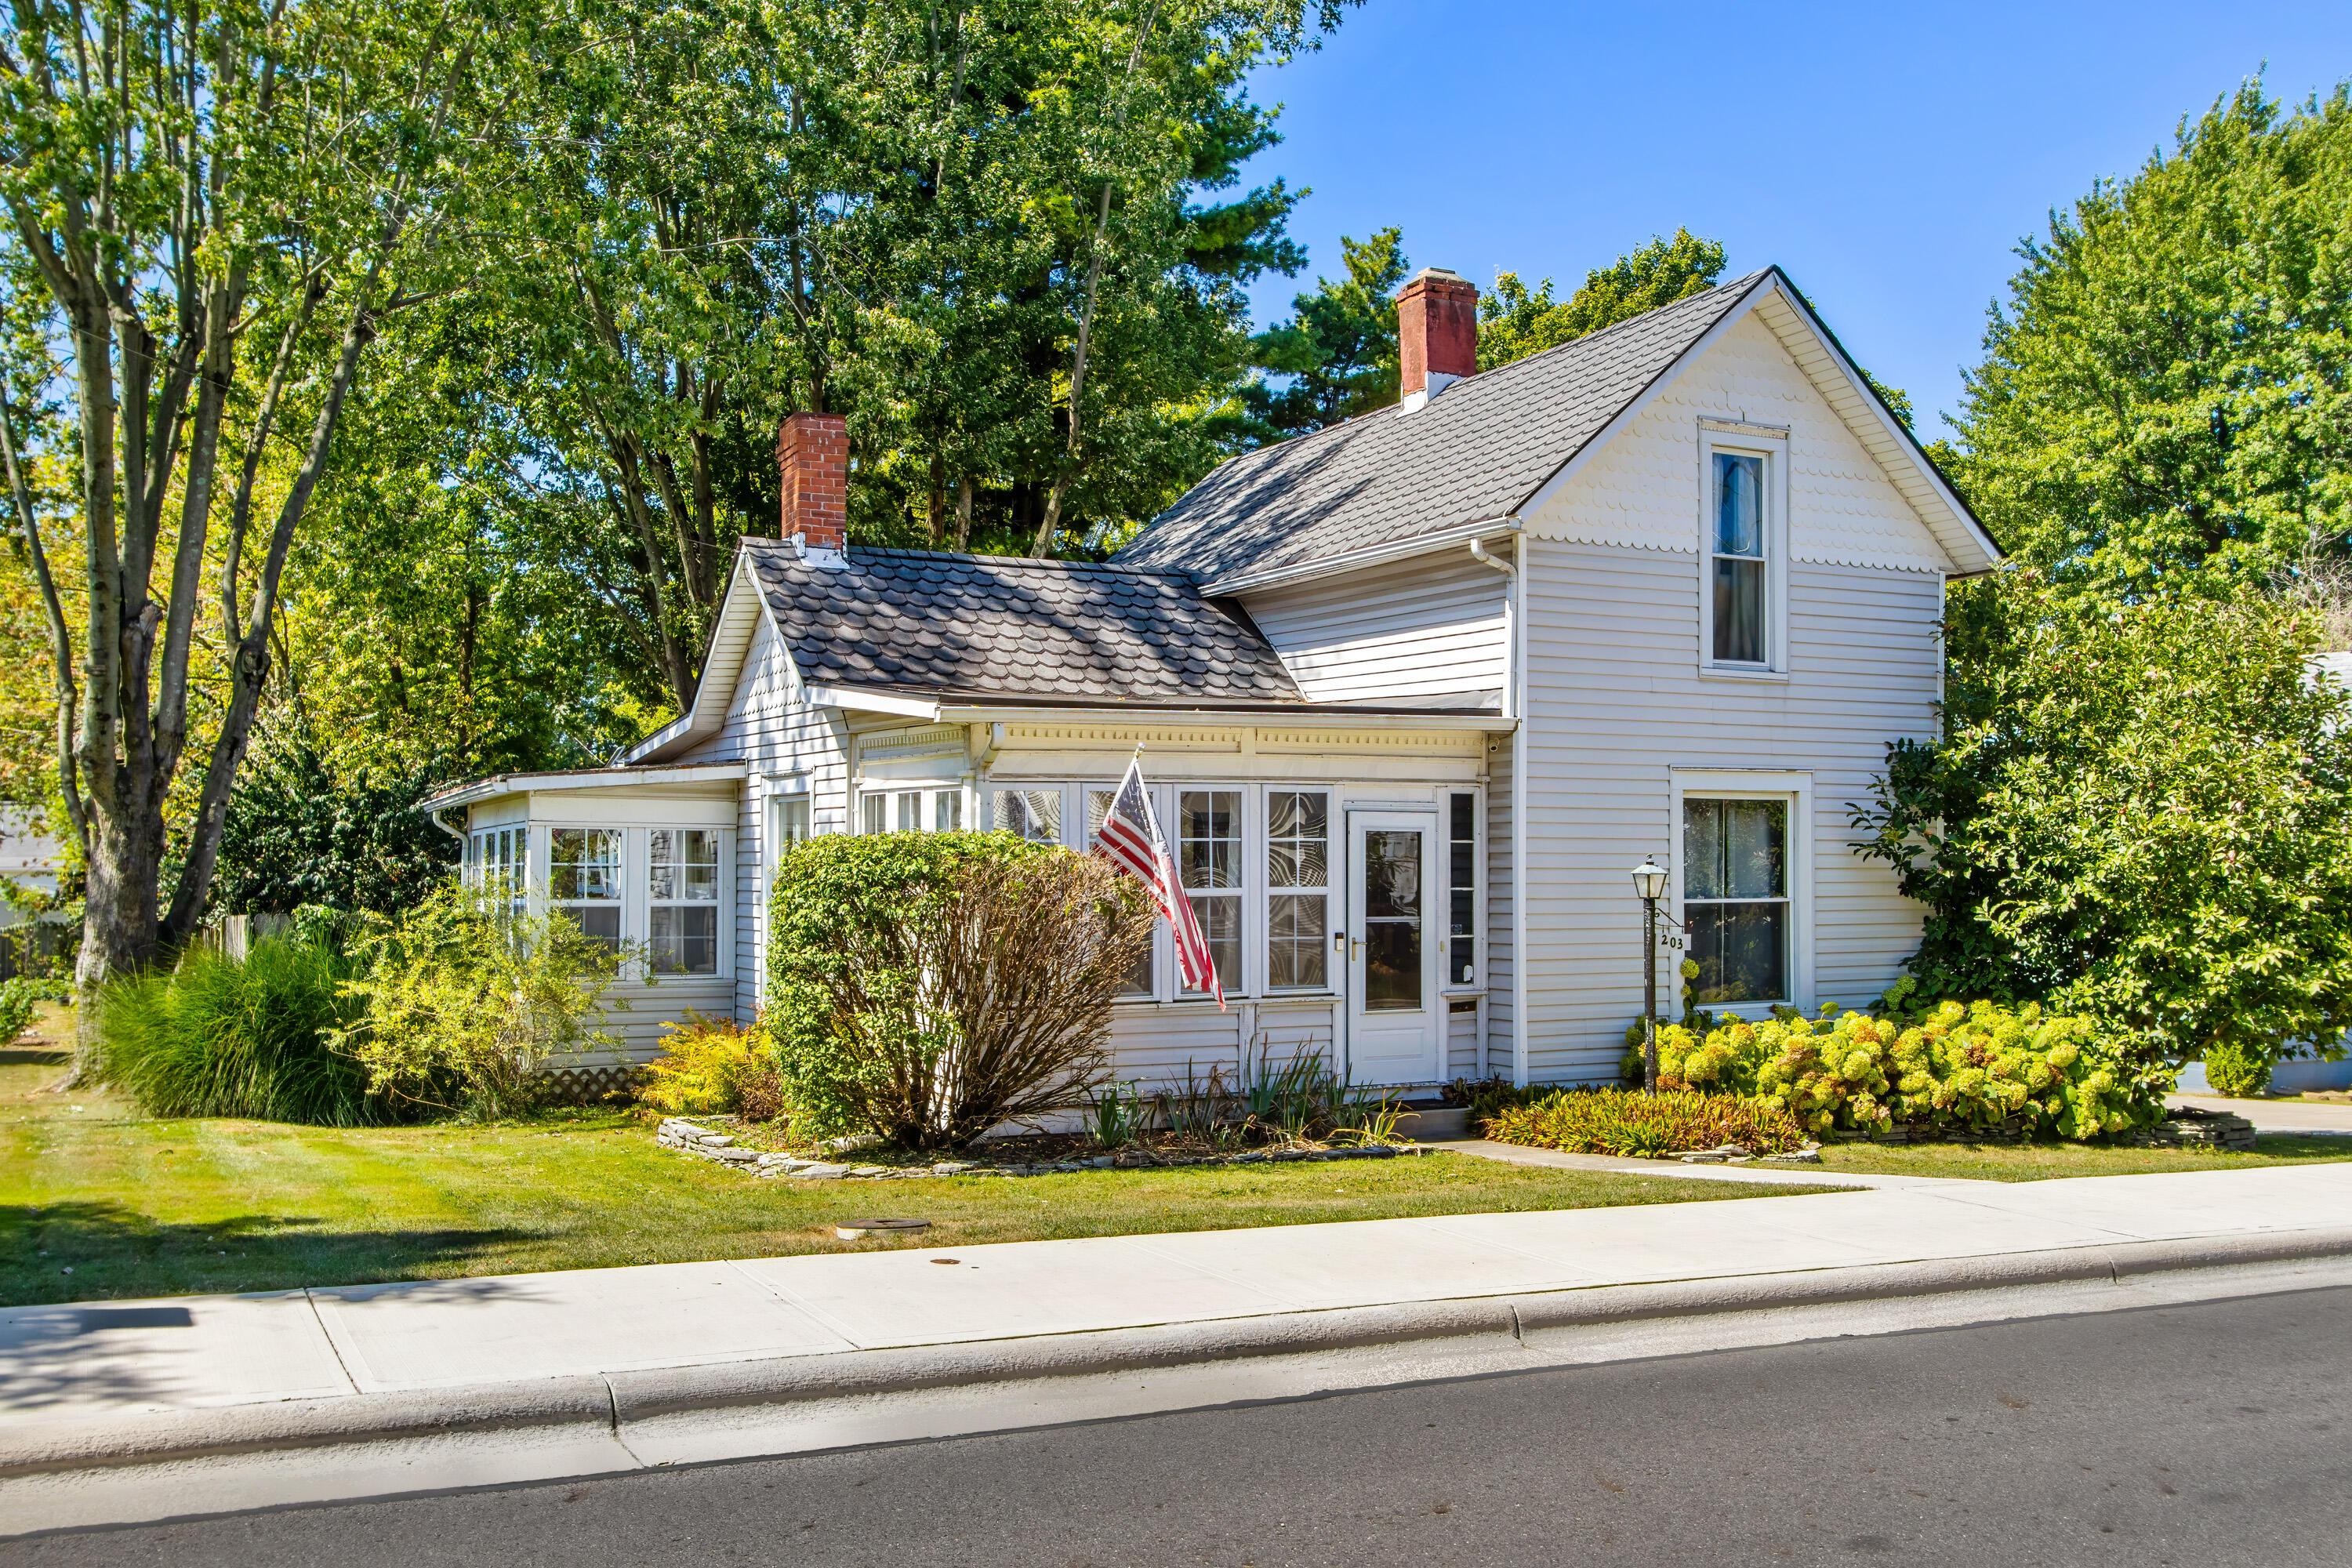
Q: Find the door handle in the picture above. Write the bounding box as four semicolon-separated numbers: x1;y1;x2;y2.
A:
1351;938;1363;961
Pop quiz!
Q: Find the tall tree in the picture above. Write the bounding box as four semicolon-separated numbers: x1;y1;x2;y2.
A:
1944;83;2352;596
1240;226;1407;441
1477;229;1726;370
0;0;510;1020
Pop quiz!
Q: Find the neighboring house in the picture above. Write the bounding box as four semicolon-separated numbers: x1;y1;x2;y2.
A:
425;264;2002;1090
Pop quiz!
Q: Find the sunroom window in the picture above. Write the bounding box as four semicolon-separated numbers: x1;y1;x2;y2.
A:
993;788;1062;844
1087;785;1156;997
1265;789;1328;990
1682;797;1788;1004
549;829;623;953
862;786;964;834
1178;789;1243;996
648;829;719;975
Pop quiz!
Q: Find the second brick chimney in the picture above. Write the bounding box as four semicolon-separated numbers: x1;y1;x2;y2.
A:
777;412;848;560
1396;267;1478;411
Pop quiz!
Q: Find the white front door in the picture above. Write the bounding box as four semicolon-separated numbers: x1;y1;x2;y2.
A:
1345;809;1441;1086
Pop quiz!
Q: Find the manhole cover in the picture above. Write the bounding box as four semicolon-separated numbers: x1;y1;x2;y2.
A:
835;1218;932;1240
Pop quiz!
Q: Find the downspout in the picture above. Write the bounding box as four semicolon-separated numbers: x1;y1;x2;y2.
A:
428;807;465;844
1468;534;1528;1086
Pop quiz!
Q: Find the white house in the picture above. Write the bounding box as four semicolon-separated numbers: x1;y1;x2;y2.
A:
425;265;2002;1091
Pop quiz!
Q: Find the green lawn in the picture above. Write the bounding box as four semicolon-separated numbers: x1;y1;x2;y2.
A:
2;1036;1837;1306
1814;1135;2352;1182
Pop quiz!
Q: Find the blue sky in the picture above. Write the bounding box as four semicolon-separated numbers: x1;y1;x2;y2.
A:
1238;2;2352;437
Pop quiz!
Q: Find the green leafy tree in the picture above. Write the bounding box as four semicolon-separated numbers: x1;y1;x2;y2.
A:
1240;227;1408;441
1943;83;2352;594
212;716;456;917
0;0;514;1029
1477;229;1726;370
1853;570;2352;1076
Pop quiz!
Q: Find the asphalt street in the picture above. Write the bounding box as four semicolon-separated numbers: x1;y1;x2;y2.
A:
9;1282;2348;1566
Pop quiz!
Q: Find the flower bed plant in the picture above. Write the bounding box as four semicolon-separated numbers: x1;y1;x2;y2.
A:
1484;1087;1806;1158
1619;997;2166;1141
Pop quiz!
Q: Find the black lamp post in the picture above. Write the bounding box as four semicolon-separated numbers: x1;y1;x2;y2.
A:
1631;858;1668;1094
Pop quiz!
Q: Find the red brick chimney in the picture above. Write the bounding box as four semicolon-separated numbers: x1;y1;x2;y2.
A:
1396;267;1478;408
777;412;848;555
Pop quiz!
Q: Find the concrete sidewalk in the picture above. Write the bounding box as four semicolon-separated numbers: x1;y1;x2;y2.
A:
6;1162;2350;1478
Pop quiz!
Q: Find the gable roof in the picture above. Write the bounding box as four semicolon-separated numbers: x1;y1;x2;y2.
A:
1117;266;2001;587
739;541;1304;707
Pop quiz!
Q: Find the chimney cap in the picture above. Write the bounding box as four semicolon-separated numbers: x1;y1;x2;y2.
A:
1397;266;1474;297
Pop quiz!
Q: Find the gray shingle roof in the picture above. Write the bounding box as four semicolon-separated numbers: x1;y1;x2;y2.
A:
742;541;1305;706
1116;270;1772;582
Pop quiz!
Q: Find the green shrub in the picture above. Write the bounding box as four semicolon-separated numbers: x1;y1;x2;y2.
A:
329;883;626;1119
1484;1088;1805;1157
2201;1040;2272;1098
1441;1075;1549;1121
95;930;379;1124
638;1011;779;1118
0;975;66;1045
767;831;1152;1149
1618;998;2168;1140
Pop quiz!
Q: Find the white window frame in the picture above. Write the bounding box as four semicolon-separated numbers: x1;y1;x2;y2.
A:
1175;784;1248;1002
1696;420;1790;680
1668;769;1814;1017
546;825;626;955
1262;785;1334;996
765;776;812;873
1085;781;1165;1000
860;782;966;834
466;823;528;924
647;827;723;977
1441;786;1483;993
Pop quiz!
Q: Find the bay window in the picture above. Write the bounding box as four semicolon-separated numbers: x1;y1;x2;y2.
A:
649;829;720;975
1265;789;1329;990
1682;797;1788;1004
549;828;623;952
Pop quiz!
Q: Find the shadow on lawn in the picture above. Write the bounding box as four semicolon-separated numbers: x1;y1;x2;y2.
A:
0;1201;535;1309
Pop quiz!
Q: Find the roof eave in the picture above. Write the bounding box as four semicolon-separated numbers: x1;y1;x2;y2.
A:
1198;517;1524;597
422;761;750;814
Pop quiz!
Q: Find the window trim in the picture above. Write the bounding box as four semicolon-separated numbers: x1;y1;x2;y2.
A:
1175;785;1247;1001
1442;786;1483;993
1696;422;1790;681
1085;782;1165;1000
1668;769;1813;1017
546;825;626;957
861;782;967;835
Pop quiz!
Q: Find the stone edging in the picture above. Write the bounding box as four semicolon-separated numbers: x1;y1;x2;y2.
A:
654;1118;1436;1179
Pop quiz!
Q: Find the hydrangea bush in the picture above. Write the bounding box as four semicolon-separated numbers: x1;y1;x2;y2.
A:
1619;996;2169;1141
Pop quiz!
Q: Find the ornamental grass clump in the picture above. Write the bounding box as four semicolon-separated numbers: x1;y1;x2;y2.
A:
1622;997;2164;1140
1483;1088;1805;1158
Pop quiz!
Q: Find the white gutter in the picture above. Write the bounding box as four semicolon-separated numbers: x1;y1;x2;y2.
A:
1199;517;1522;598
423;761;749;814
935;704;1512;731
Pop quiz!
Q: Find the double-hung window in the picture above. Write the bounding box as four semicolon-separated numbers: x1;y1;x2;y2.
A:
1711;451;1768;666
648;829;719;975
1178;789;1243;996
769;792;810;862
1265;789;1329;990
549;829;623;953
1682;798;1788;1004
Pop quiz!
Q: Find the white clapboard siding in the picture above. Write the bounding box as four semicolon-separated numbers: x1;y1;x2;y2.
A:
1484;731;1516;1080
1243;551;1507;703
669;615;851;1022
1515;540;1939;1083
1446;1003;1480;1080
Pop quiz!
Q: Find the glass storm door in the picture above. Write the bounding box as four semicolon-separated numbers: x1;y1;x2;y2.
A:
1345;810;1441;1085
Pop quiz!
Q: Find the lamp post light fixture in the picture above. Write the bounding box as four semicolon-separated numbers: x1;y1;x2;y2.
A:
1631;858;1669;1094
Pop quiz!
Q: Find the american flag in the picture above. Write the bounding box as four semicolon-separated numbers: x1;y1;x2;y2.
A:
1093;758;1223;1009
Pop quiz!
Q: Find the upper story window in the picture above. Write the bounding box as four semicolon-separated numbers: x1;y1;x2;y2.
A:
1698;425;1786;676
1682;797;1788;1004
1711;452;1767;665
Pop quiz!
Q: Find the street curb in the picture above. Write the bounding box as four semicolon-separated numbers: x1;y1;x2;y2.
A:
9;1225;2352;1478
